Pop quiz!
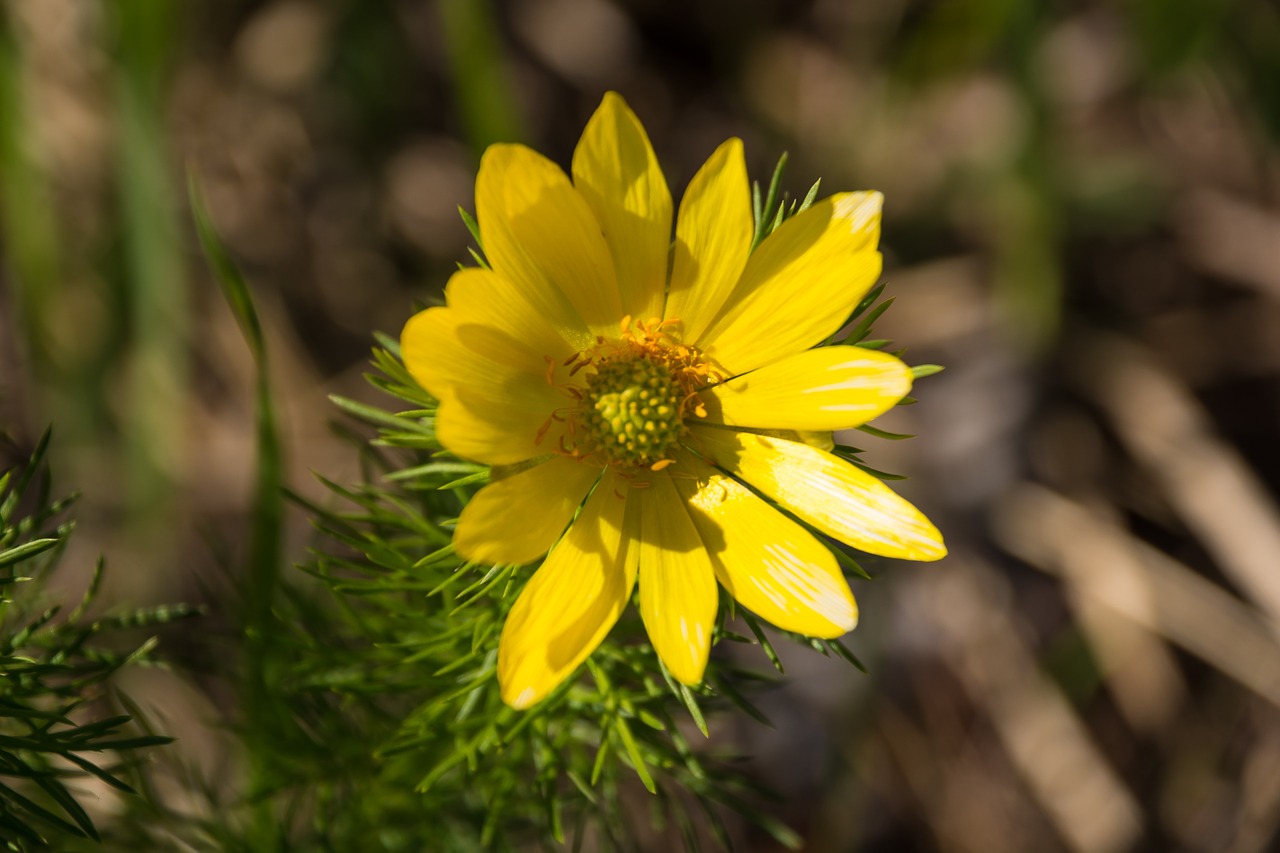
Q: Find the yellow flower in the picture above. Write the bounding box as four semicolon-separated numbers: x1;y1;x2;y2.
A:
401;92;945;710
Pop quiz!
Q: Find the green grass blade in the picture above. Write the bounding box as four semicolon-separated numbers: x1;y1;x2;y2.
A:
189;172;286;843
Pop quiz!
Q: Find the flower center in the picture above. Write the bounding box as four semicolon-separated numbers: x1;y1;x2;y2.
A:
581;355;684;467
537;317;725;472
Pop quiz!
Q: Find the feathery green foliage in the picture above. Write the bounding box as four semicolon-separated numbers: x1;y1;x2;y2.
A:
0;431;193;851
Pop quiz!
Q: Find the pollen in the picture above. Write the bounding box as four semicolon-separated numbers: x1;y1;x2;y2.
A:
582;356;684;467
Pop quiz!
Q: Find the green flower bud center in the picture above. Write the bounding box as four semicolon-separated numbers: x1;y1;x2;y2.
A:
583;356;684;467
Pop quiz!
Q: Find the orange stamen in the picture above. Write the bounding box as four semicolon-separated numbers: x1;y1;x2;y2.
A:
534;415;554;446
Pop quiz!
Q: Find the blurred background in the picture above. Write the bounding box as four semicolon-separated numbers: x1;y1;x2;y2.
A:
3;0;1280;850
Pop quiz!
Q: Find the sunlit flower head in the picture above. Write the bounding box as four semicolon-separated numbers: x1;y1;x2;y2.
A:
402;92;945;710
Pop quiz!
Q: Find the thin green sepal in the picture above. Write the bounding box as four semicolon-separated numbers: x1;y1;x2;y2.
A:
838;296;896;345
846;458;908;481
820;638;868;673
458;205;484;250
833;547;873;581
435;470;491;490
856;423;915;441
797;178;821;214
704;670;773;727
751;151;789;252
658;660;708;738
740;611;784;674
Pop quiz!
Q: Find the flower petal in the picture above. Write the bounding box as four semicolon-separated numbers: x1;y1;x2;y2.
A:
477;144;622;348
434;391;554;466
454;457;601;565
444;267;577;366
402;307;562;465
572;92;672;323
700;346;912;431
637;474;717;685
672;452;856;637
498;470;639;709
699;192;884;376
664;139;752;346
691;426;946;562
403;305;541;390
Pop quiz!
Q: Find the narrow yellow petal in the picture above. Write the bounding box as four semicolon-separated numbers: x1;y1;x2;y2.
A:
672;452;856;638
402;307;562;465
700;346;912;431
637;475;717;685
454;457;601;565
435;391;554;466
401;307;468;399
477;144;622;348
444;267;577;366
572;92;672;322
498;471;638;709
664;139;753;345
402;306;538;393
699;192;883;376
691;426;947;562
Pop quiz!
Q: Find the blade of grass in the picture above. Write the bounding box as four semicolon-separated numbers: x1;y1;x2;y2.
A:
437;0;522;153
114;0;185;532
189;172;285;845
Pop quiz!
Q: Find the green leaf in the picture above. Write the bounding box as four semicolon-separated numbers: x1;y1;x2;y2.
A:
740;611;785;674
0;779;90;840
458;205;484;251
751;152;790;252
797;178;821;214
848;281;887;321
189;177;264;365
845;457;908;481
330;394;434;433
0;428;51;527
821;638;868;673
384;461;486;483
838;296;896;345
657;668;707;738
705;671;772;727
0;537;58;569
191;171;286;842
856;423;915;441
430;470;490;491
833;548;874;581
612;714;657;794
